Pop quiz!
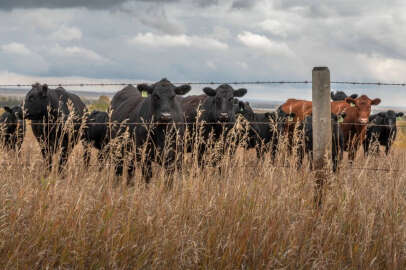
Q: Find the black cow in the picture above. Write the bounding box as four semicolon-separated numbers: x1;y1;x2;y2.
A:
331;91;358;101
0;106;25;151
363;110;404;155
181;84;247;166
111;79;191;184
83;110;110;166
24;83;87;172
298;113;345;172
235;101;295;160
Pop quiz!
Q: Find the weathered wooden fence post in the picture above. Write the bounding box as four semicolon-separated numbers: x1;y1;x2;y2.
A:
312;67;332;207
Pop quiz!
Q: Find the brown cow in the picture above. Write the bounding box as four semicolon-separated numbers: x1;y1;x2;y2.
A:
279;99;312;122
331;95;381;161
279;99;313;159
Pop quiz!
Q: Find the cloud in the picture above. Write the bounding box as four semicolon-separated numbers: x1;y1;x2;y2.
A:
51;26;82;41
50;44;108;62
130;32;228;50
231;0;258;9
237;31;294;57
0;0;220;10
1;42;32;55
258;19;289;37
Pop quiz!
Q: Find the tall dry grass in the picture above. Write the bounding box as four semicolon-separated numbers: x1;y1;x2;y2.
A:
0;122;406;269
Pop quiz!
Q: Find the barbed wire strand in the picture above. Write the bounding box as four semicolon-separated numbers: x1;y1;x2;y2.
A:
0;161;401;173
0;80;406;88
1;121;405;128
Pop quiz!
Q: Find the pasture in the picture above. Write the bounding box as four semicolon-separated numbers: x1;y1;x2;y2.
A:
0;120;406;269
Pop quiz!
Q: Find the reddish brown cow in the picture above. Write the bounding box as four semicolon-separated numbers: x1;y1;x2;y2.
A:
331;95;381;160
279;99;313;158
280;99;313;122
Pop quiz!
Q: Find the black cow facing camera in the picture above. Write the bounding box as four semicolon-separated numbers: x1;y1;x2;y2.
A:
24;83;87;172
364;110;404;155
181;84;247;167
111;79;191;184
0;105;25;151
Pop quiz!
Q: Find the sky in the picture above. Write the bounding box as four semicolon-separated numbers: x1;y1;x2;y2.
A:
0;0;405;106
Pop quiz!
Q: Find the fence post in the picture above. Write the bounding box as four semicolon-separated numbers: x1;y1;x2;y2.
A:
312;67;332;207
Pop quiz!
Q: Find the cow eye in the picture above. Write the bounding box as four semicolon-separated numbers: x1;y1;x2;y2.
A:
228;98;233;102
153;95;160;101
170;95;175;100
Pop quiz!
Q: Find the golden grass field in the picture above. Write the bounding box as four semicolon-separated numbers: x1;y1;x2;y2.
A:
0;121;406;269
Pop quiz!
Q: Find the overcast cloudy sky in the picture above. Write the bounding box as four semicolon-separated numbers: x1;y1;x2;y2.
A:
0;0;405;106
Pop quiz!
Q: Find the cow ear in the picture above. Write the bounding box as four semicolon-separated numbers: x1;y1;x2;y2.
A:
175;84;191;96
203;87;216;97
234;88;247;98
396;112;404;117
371;98;381;105
345;97;356;105
41;84;48;97
4;106;12;114
350;94;358;99
138;84;154;94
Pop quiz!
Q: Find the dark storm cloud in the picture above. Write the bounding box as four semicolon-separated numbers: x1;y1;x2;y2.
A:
0;0;219;10
231;0;259;9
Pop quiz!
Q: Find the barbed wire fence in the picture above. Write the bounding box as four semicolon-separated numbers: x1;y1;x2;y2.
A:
0;79;405;173
1;80;406;87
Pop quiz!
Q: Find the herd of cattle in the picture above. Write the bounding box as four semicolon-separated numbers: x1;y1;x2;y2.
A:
0;79;404;183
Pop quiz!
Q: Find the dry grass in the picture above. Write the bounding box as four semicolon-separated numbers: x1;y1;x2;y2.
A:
0;125;406;269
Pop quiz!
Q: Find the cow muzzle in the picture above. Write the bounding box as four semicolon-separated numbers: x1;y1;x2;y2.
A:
218;113;229;121
359;118;368;124
160;113;172;122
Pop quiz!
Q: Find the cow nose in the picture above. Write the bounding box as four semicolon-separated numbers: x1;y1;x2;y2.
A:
219;113;229;120
359;118;368;124
160;113;172;121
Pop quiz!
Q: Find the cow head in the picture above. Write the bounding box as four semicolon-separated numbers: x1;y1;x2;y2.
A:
331;91;358;101
236;101;255;122
372;110;404;128
344;95;381;124
272;108;296;134
203;84;247;122
0;106;21;133
137;78;191;122
24;83;50;120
